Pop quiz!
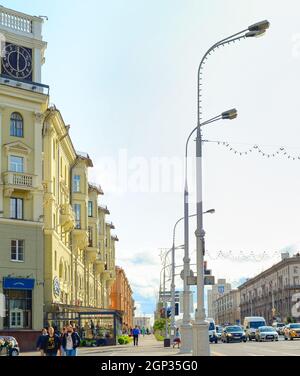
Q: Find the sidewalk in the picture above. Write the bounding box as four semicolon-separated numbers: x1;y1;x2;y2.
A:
21;335;191;357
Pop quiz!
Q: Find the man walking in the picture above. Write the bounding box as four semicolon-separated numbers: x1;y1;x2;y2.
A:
43;327;60;356
62;325;81;356
132;326;140;346
36;328;47;356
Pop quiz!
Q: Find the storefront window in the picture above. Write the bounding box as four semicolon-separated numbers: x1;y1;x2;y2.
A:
3;290;32;329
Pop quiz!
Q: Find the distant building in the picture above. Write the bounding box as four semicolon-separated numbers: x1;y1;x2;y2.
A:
215;289;241;325
134;316;151;329
207;279;231;320
110;266;134;331
239;254;300;324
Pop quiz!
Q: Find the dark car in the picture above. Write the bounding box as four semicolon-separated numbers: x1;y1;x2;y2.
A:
221;326;247;343
0;336;20;356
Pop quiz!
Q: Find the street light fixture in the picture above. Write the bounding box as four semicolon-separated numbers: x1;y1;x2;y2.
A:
192;21;270;357
181;109;237;353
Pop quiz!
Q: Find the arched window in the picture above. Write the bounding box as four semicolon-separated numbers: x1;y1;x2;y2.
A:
59;259;64;280
10;112;24;137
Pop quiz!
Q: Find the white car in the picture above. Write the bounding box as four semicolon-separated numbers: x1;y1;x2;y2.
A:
255;326;279;342
243;316;266;341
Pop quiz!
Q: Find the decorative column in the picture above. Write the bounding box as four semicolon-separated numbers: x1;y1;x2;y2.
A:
0;106;5;218
33;112;44;222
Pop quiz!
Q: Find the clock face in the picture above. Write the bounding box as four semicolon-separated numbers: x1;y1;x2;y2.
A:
1;43;33;81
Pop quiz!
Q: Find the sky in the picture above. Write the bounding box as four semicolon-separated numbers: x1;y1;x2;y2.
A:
4;0;300;317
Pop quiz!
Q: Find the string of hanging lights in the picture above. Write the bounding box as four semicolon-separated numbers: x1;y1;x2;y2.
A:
203;140;300;160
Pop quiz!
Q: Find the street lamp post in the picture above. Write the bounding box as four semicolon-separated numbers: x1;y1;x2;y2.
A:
170;209;215;346
192;20;270;357
181;112;235;353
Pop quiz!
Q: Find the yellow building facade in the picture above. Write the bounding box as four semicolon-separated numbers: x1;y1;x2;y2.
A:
0;6;118;344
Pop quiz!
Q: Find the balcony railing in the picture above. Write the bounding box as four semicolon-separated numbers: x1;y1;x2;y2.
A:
0;7;32;34
3;171;35;188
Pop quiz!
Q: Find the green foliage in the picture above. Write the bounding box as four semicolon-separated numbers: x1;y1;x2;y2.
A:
153;318;168;332
118;337;125;345
117;335;132;345
154;333;164;341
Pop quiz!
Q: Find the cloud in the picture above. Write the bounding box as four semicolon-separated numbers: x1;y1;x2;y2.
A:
117;250;161;312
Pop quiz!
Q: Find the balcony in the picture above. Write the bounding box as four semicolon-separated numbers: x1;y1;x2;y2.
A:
3;171;36;190
86;247;97;263
60;204;75;232
101;265;111;281
72;229;88;251
94;254;105;275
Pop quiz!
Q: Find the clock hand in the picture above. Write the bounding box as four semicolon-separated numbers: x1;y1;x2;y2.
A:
17;46;20;72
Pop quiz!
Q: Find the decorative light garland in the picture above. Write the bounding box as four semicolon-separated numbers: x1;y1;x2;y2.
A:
205;250;282;262
204;140;300;161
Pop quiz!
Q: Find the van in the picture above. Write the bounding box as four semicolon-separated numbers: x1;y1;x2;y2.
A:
206;318;218;344
243;316;266;341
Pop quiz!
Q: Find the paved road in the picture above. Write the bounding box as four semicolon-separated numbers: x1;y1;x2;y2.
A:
21;335;300;357
211;337;300;356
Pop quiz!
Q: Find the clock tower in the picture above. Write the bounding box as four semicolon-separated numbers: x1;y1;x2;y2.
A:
0;5;47;84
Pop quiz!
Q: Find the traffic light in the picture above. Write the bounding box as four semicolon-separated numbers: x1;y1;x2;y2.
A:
175;303;179;316
167;307;172;318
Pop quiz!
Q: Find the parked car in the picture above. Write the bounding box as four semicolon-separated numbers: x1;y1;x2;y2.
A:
255;326;279;342
272;322;285;335
206;318;218;344
221;325;247;343
284;323;300;340
243;316;266;341
0;336;20;356
215;325;223;342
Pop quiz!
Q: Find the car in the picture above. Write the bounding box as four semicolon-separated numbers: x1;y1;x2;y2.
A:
283;323;300;340
221;325;247;343
206;318;218;344
0;336;20;356
255;326;279;342
215;325;223;342
272;322;285;335
243;316;266;341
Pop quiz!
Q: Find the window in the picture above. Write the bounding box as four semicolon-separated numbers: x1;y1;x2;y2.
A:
88;201;93;217
11;240;24;262
9;155;24;173
10;198;23;219
74;204;81;229
3;290;32;329
88;226;93;247
73;175;80;192
10;112;23;137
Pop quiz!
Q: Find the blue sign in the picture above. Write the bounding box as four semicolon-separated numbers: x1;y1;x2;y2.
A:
218;286;225;294
3;278;35;290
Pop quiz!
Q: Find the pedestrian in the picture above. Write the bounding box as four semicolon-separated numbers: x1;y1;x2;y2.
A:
146;328;150;335
36;328;48;356
132;326;140;346
62;325;81;356
59;327;67;356
44;327;60;356
141;327;146;337
172;328;181;349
